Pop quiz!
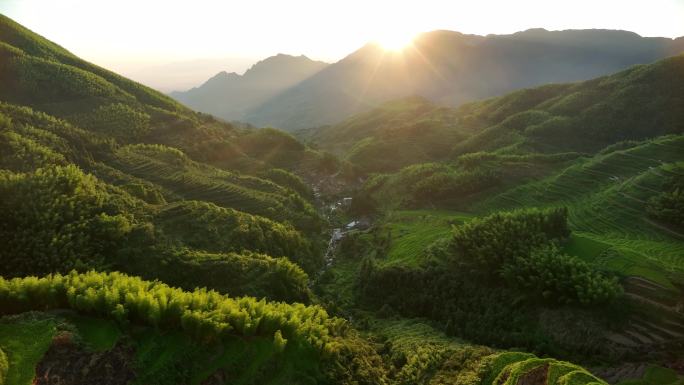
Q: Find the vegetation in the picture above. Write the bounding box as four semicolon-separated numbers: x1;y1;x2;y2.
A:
0;347;6;385
647;164;684;228
0;165;136;277
154;201;319;272
0;13;682;385
0;315;57;385
501;245;621;305
0;271;344;352
450;207;570;270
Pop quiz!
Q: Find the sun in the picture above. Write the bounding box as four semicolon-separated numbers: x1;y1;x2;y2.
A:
374;30;416;51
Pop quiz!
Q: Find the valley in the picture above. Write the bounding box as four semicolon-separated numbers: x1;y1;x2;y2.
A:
0;11;683;385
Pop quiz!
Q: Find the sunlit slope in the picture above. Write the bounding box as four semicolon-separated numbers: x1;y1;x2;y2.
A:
0;14;332;177
0;14;327;304
305;55;684;175
454;54;684;155
299;97;468;173
0;271;366;385
478;136;684;285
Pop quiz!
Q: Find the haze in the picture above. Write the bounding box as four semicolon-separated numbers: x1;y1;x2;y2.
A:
2;0;683;91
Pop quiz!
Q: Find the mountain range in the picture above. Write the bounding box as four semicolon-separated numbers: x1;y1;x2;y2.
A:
173;28;684;130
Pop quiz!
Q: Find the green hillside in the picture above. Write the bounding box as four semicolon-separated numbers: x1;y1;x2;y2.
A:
308;55;684;174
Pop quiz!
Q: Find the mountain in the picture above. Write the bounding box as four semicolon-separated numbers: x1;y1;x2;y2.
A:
245;29;684;130
169;54;328;122
305;54;684;173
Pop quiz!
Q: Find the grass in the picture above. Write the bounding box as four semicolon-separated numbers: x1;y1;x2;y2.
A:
0;316;57;385
131;327;321;385
562;234;611;263
616;366;683;385
380;209;472;267
64;314;121;351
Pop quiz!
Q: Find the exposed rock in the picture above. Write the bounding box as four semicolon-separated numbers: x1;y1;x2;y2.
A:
34;332;136;385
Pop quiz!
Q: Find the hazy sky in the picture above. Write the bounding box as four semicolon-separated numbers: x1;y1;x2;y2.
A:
2;0;683;91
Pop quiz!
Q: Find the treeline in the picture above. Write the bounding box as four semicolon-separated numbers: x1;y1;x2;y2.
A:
451;207;570;270
0;271;345;353
450;207;619;304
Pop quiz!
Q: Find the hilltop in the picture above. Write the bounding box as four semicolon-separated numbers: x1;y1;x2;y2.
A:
169;54;328;122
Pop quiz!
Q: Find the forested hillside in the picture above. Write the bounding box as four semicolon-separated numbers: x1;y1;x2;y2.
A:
306;55;684;174
0;14;384;308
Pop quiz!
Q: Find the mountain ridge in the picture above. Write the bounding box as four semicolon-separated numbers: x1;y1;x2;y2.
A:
169;53;328;122
241;28;684;130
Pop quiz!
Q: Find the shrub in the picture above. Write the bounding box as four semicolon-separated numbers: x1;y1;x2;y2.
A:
450;207;570;272
0;271;346;352
501;246;622;305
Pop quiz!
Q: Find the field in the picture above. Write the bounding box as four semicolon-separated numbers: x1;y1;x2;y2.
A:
379;210;472;267
0;315;57;385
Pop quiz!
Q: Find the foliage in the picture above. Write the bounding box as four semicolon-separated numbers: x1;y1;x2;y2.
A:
0;271;346;353
501;246;622;305
0;315;57;385
259;168;313;199
122;249;312;303
70;103;151;140
0;347;6;385
155;200;319;272
647;165;684;228
0;165;137;277
0;129;68;171
450;207;570;271
358;264;549;353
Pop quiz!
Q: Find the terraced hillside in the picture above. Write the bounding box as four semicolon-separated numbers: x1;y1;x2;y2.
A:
479;136;684;287
0;13;332;306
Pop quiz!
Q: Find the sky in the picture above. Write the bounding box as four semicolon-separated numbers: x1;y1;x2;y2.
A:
2;0;684;91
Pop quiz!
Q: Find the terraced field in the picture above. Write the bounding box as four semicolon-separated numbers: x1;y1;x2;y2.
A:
368;317;609;385
477;136;684;287
378;210;472;267
110;144;318;228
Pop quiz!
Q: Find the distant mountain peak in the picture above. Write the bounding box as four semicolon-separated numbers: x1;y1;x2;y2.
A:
169;53;328;121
